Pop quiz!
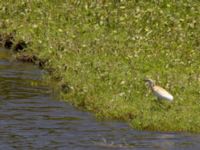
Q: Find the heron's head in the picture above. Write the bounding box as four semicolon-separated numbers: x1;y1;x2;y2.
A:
144;78;155;88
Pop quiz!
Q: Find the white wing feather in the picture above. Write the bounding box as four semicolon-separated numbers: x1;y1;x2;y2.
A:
153;86;173;101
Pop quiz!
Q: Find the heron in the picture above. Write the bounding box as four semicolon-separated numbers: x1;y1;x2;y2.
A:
144;78;173;101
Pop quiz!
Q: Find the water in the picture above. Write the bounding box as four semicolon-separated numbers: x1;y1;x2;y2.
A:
0;48;200;150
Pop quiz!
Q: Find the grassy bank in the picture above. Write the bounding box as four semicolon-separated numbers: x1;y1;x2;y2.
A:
0;0;200;132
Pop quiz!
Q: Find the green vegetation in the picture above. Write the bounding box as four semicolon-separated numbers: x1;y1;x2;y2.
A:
0;0;200;132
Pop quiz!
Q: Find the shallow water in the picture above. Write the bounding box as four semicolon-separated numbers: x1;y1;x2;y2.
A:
0;48;200;150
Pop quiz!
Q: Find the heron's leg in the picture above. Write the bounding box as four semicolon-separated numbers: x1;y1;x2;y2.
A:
157;98;165;109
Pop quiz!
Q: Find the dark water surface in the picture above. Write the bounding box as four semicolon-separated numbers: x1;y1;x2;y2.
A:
0;48;200;150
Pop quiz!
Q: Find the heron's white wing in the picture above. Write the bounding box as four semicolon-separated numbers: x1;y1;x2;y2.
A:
153;86;173;101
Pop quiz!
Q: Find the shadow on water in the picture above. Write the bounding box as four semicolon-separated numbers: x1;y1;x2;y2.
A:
0;47;200;150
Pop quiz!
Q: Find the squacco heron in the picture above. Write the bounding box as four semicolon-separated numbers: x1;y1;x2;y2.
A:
144;79;173;101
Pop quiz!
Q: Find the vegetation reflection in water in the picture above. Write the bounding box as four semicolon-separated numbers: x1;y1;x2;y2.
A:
0;48;47;100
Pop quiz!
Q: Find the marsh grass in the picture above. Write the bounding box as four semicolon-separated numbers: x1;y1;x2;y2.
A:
0;0;200;132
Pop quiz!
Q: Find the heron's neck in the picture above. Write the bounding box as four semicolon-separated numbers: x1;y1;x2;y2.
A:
149;83;155;90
